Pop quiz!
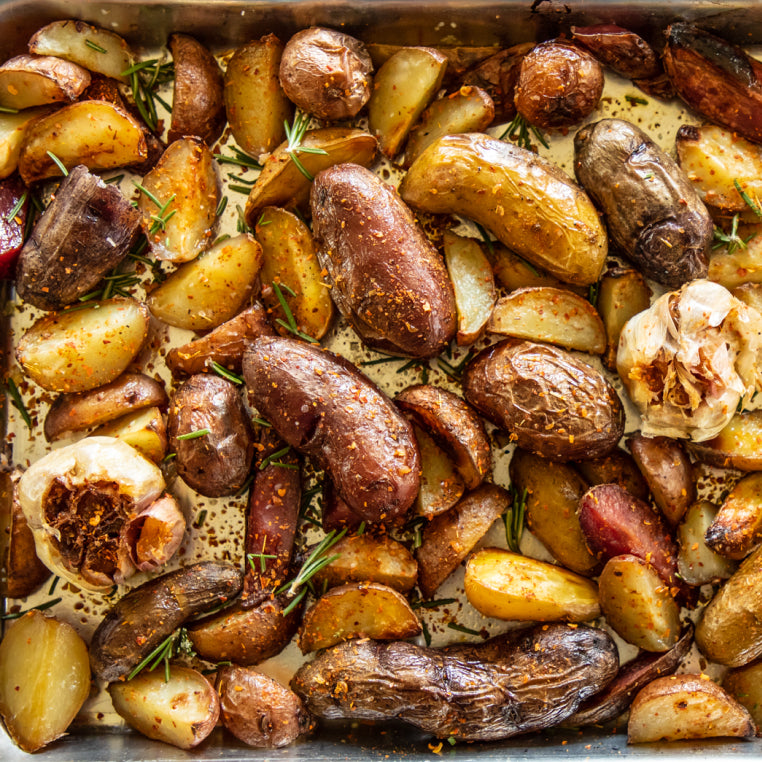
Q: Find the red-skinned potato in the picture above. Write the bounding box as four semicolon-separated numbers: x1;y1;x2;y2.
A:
570;25;661;80
243;336;420;523
574;448;650;502
0;174;27;278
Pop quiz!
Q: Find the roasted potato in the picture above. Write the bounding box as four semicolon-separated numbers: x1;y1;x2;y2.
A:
223;34;291;157
708;231;762;290
570;24;661;80
299;582;421;653
168;374;254;497
280;27;372;120
514;41;604;129
292;623;618;740
0;106;53;179
509;448;598;576
94;405;168;464
311;163;455;357
168;33;225;145
705;473;762;559
688;410;762;470
400;133;608;286
89;561;243;682
574;447;650;502
724;661;762;734
678;501;738;586
15;164;140;310
0;54;90;110
243;336;420;523
413;424;465;518
0;612;90;753
395;384;490;490
147;233;262;330
574;118;712;288
320;481;364;533
416;483;508;598
218;667;313;748
463;339;624;462
628;674;755;743
44;371;166;441
734;282;762;314
465;548;601;623
16;298;150;393
488;242;572;292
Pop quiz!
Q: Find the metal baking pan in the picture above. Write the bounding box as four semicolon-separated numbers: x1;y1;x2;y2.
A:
3;0;762;759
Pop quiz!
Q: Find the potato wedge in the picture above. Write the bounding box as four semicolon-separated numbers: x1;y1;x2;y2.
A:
724;661;762;734
443;230;496;345
678;501;738;586
414;424;465;518
488;242;570;291
404;86;494;168
16;298;150;393
464;548;600;623
244;127;377;225
416;483;509;598
599;554;681;651
708;232;762;290
0;612;90;753
676;123;762;211
147;233;262;330
688;410;762;470
367;47;448;159
94;405;168;463
395;384;490;490
299;582;421;653
0;106;54;179
312;534;418;593
256;206;333;341
28;20;134;82
44;372;166;441
138;136;219;263
224;34;292;158
0;54;90;110
706;472;762;559
400;133;608;286
488;286;606;354
109;666;219;750
574;448;650;502
597;267;652;370
628;674;755;743
509;448;599;576
18;100;146;183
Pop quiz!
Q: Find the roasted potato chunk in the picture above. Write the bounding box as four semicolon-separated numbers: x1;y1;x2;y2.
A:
413;424;465;519
570;24;661;80
0;54;90;110
574;448;650;502
706;473;762;559
94;405;168;464
0;107;53;180
724;661;762;734
678;501;738;586
688;410;762;470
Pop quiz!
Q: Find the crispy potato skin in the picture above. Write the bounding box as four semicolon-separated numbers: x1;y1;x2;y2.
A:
280;27;372;120
168;374;254;497
571;25;661;80
574;118;712;288
514;41;604;129
311;163;456;358
242;336;420;523
292;623;618;740
462;339;624;461
400;133;607;286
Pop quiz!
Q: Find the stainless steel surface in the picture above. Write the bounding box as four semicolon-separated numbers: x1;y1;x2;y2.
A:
3;1;762;759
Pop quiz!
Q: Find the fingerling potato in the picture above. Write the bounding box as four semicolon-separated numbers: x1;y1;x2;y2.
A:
678;501;738;586
724;661;762;734
706;472;762;559
574;447;650;502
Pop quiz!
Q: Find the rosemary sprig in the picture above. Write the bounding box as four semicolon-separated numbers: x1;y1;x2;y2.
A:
714;213;757;255
404;516;426;549
176;428;211;441
504;486;527;553
227;173;256;186
411;597;458;610
421;620;432;647
734;178;762;220
236;204;253;235
128;247;166;283
2;598;62;620
588;281;599;307
299;485;322;526
5;378;32;430
211;360;243;385
134;182;176;234
85;38;108;53
0;106;18;114
216;195;229;217
127;627;196;682
624;94;648;106
283;111;328;181
356;521;366;536
5;191;26;223
46;150;69;176
251;416;272;428
229;184;253;196
215;147;261;170
194;509;207;528
360;355;405;366
122;59;174;132
277;528;347;615
260;445;292;470
48;576;60;595
447;622;481;636
272;281;319;343
499;113;549;151
104;173;125;185
248;539;278;573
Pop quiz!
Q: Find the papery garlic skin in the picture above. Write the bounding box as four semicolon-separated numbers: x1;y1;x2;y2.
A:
617;280;762;442
17;437;183;591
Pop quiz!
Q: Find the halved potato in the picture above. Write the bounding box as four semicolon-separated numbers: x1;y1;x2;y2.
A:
147;233;262;330
416;484;509;598
18;100;147;183
628;674;755;743
28;20;135;82
16;298;150;393
489;242;570;292
0;106;54;179
464;548;600;622
598;554;681;652
706;472;762;559
724;661;762;734
733;282;762;315
404;85;494;168
443;230;496;345
138;136;219;263
256;206;333;340
0;54;90;110
224;34;292;158
244;128;377;226
367;47;448;159
678;501;738;586
488;286;606;354
94;406;168;463
414;424;465;518
298;582;421;653
109;666;219;750
708;232;762;290
688;411;762;470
